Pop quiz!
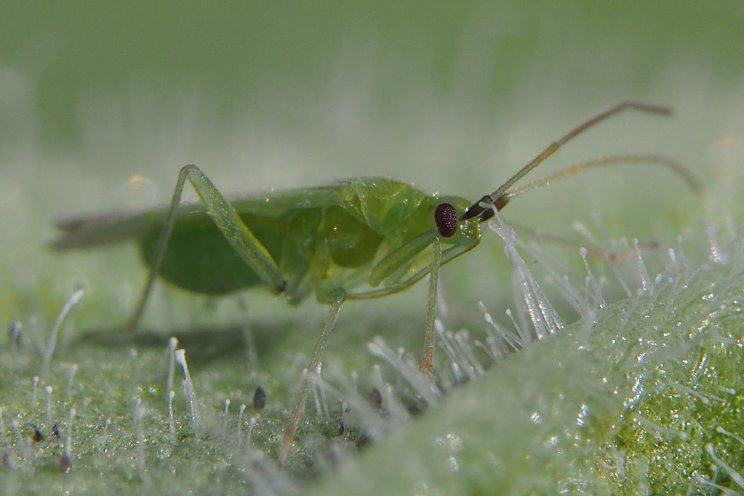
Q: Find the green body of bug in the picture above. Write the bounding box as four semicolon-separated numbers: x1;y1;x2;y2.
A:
52;102;701;467
55;178;480;303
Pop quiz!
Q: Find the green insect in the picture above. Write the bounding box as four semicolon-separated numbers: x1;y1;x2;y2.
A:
52;102;700;466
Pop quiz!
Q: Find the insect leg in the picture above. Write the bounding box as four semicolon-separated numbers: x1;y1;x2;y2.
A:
420;237;442;376
128;164;286;332
368;230;438;287
349;239;478;301
278;291;345;467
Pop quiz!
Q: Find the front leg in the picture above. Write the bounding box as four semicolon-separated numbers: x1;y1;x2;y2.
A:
420;237;442;376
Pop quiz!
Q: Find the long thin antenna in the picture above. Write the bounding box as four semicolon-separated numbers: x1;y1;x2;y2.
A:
501;154;701;204
463;101;673;221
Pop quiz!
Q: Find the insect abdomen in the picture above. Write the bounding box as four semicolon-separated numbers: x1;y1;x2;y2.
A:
138;214;289;295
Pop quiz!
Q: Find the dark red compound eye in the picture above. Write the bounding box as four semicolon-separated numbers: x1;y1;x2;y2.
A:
434;203;458;237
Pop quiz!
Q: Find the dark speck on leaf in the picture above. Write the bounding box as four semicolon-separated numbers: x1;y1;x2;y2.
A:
30;423;44;443
370;388;383;408
253;386;266;411
59;453;72;473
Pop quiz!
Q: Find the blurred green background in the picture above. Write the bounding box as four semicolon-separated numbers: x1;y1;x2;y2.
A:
4;0;744;149
4;1;744;151
3;0;744;209
2;0;744;493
